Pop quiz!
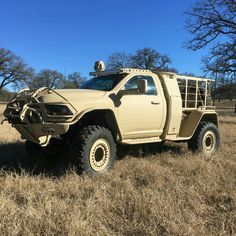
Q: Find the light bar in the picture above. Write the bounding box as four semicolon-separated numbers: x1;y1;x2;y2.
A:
89;68;152;76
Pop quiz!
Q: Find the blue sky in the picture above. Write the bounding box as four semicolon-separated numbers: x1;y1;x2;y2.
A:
0;0;209;78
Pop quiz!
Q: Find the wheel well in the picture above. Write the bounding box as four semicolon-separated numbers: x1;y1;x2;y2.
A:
200;113;218;127
179;111;219;139
66;110;121;142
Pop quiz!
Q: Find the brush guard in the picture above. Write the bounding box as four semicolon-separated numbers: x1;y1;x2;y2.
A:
3;87;71;146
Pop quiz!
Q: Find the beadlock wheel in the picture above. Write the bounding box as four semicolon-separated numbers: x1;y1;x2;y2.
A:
188;121;220;155
202;130;216;153
69;125;117;175
89;139;111;172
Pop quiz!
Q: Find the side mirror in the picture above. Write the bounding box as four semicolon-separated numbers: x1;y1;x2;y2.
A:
118;79;148;97
137;79;147;94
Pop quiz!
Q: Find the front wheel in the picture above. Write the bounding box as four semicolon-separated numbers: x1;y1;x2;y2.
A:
69;125;117;175
188;121;220;155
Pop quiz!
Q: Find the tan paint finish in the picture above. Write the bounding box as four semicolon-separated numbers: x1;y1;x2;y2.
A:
179;110;218;138
117;73;166;139
4;68;218;146
158;73;182;138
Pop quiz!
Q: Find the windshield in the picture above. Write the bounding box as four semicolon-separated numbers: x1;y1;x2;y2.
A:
80;73;127;91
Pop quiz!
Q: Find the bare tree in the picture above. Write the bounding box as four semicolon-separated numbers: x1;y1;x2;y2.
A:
27;69;64;89
130;48;171;70
107;52;131;69
106;48;173;71
0;88;15;101
0;48;33;90
185;0;236;50
163;67;178;73
202;43;236;77
63;72;87;88
185;0;236;80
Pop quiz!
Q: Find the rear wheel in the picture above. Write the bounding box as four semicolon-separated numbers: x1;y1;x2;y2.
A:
188;121;220;155
69;125;116;175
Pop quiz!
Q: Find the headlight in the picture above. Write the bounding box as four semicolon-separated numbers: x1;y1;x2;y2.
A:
45;105;73;116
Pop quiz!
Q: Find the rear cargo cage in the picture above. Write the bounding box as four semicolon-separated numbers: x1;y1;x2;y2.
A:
176;75;214;111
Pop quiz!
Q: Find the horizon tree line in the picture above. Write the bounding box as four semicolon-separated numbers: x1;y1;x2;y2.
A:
0;47;179;92
0;48;87;91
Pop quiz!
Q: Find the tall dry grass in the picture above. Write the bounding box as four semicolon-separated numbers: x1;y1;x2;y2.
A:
0;105;235;235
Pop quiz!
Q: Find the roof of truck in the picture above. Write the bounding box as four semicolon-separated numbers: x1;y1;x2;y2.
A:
90;68;214;82
89;68;152;76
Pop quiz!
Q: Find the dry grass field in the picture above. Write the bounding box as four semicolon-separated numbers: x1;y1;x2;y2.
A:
0;103;235;235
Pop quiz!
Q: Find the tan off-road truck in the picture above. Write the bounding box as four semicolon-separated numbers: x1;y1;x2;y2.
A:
3;61;220;174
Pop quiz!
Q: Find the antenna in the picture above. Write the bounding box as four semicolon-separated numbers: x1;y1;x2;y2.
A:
64;65;67;80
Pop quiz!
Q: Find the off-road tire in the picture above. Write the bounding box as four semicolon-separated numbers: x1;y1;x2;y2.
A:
188;121;220;155
69;125;116;175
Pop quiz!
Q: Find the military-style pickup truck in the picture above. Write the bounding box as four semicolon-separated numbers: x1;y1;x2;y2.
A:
4;61;220;174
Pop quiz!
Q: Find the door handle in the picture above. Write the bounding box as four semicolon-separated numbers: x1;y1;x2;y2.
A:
151;101;160;105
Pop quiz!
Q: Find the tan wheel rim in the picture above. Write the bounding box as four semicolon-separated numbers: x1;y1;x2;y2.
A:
203;130;216;154
89;139;110;172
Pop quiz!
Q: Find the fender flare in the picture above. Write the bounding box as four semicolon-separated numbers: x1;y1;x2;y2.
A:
70;108;122;142
179;111;218;139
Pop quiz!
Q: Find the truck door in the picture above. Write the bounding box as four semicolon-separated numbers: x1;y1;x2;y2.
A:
117;75;166;139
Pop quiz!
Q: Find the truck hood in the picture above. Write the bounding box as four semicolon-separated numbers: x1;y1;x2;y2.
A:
55;89;106;101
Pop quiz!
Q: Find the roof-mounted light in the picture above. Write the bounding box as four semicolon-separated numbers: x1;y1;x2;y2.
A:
94;61;106;72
